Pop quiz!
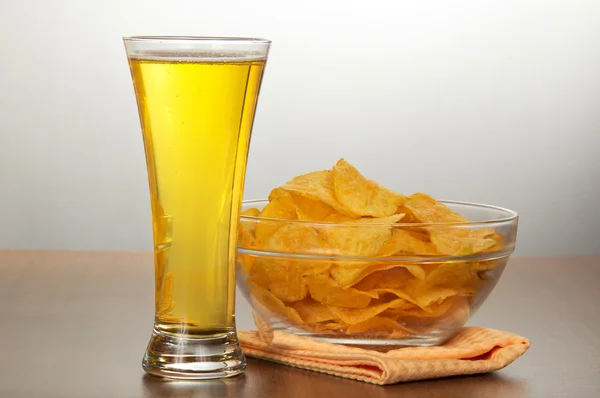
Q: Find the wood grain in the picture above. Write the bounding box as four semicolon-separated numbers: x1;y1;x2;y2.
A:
0;251;598;397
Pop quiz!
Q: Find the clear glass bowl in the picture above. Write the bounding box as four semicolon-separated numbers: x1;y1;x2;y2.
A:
237;200;518;346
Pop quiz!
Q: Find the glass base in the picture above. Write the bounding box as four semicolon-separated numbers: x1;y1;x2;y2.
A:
142;328;246;380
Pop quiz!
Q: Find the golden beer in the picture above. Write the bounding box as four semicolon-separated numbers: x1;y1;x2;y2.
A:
125;37;270;379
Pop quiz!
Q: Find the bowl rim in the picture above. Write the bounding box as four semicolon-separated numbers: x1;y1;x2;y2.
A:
237;246;513;262
240;199;518;227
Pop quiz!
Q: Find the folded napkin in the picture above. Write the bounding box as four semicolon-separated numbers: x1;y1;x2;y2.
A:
238;321;530;385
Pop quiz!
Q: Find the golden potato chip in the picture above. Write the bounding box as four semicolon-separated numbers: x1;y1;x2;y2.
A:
249;224;331;302
237;253;255;275
237;208;260;274
323;322;348;331
328;298;413;325
379;229;438;257
483;233;506;253
307;274;377;309
400;296;457;318
237;223;254;248
323;213;358;222
249;256;332;303
247;280;303;325
385;296;468;335
289;192;337;221
241;207;260;217
472;257;507;273
281;170;358;216
330;262;399;288
345;316;412;336
371;287;415;304
371;263;473;311
401;193;468;223
292;299;337;324
413;262;479;305
352;270;385;291
407;297;470;334
404;265;427;280
254;189;297;246
249;224;329;302
375;266;425;288
429;229;496;256
470;228;495;239
239;208;259;246
412;287;458;309
319;214;405;257
248;262;307;302
262;223;326;256
332;158;406;217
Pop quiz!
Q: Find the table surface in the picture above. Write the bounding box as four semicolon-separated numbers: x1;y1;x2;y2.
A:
0;251;598;398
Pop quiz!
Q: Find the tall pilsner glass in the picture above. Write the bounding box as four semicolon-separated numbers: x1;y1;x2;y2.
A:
123;37;270;379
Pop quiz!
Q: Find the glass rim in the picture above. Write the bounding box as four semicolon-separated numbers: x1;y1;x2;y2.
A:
240;199;519;227
123;36;271;44
237;246;513;263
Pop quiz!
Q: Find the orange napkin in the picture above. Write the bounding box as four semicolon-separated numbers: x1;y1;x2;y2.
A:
238;322;530;385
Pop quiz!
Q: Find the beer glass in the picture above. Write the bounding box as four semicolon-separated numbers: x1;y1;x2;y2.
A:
124;36;270;379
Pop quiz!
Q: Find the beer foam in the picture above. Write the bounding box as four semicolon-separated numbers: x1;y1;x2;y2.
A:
128;50;267;62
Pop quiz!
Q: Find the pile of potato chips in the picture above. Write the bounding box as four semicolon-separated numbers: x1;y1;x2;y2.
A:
237;159;506;340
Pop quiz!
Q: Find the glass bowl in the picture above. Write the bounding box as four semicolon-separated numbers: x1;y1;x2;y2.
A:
237;199;518;346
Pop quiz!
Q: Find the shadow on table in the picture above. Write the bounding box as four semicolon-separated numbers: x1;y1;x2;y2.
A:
141;373;247;398
141;358;527;398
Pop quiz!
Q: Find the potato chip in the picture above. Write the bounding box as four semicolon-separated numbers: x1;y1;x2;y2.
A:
375;266;425;287
345;316;412;336
473;257;507;273
330;262;399;288
401;193;468;223
470;228;495;239
385;297;469;335
263;223;326;255
281;170;358;216
249;256;332;303
237;225;254;249
238;208;260;266
241;207;261;217
254;189;298;246
249;225;330;302
352;270;385;291
401;296;458;318
289;192;337;221
307;274;377;309
238;220;255;246
379;229;438;257
370;263;474;311
413;287;459;309
371;287;415;304
328;298;413;325
248;261;307;302
323;322;348;331
319;214;404;257
429;229;496;256
247;280;303;324
237;253;255;275
417;262;479;299
332;158;406;217
323;213;358;222
292;299;337;324
483;233;507;253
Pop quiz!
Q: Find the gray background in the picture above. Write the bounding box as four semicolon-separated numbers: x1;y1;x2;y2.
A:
1;0;599;256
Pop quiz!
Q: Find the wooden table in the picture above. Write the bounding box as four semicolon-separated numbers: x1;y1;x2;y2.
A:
0;251;598;397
